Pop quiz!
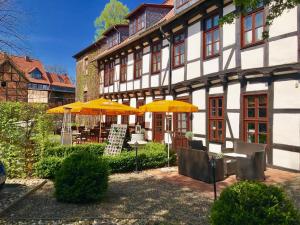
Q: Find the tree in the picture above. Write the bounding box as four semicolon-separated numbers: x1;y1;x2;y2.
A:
0;0;27;54
221;0;300;38
94;0;129;40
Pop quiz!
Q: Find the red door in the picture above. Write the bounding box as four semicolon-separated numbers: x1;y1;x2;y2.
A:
153;113;165;142
173;112;191;149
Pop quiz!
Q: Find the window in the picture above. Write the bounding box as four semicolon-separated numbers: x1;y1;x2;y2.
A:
104;61;114;86
176;0;189;8
136;99;145;128
129;14;145;35
134;49;143;79
242;3;264;47
120;56;127;83
151;42;162;74
30;69;43;80
204;15;220;58
173;32;185;68
121;101;130;124
108;33;119;48
244;94;268;144
209;96;224;143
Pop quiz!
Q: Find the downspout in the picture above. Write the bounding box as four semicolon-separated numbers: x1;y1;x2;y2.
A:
159;26;172;95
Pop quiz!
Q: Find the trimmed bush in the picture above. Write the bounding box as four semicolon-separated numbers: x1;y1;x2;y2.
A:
45;143;106;158
210;181;300;225
54;151;109;203
34;157;63;179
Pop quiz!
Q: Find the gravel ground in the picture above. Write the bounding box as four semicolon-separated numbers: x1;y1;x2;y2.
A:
0;173;213;225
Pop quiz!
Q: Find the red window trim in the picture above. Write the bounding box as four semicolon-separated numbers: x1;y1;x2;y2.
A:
241;6;265;49
208;96;225;143
120;56;127;83
203;14;220;60
134;49;143;79
243;93;269;145
151;41;162;75
172;31;185;69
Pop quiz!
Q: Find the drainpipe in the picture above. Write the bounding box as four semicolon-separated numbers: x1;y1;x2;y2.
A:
159;26;172;96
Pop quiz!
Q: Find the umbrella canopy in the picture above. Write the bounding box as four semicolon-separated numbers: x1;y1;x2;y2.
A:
139;100;198;113
47;101;84;114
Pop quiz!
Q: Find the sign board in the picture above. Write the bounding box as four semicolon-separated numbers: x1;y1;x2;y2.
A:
104;124;127;155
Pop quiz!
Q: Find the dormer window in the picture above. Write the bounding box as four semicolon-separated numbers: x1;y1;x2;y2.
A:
129;14;145;35
107;33;119;48
30;69;43;79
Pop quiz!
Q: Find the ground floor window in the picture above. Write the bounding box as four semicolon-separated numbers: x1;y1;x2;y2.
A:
243;94;268;144
121;101;130;125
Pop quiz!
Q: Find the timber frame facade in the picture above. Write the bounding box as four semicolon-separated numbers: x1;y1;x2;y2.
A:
74;0;300;171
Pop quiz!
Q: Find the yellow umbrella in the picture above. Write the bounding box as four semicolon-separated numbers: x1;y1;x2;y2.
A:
47;101;84;114
139;100;199;167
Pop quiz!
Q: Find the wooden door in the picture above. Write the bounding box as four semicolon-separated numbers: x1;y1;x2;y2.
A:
153;113;165;142
173;112;191;149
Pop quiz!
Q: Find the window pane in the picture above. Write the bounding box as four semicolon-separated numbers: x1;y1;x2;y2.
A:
214;42;219;54
248;108;255;117
206;33;212;44
259;123;267;133
206;44;212;56
247;123;255;133
247;133;255;143
255;12;264;27
218;108;222;117
218;121;222;129
175;56;179;66
180;54;184;65
214;29;219;41
245;31;252;44
259;134;267;144
212;99;216;107
259;96;266;106
259;108;267;118
206;18;212;30
218;130;222;140
248;96;255;107
244;16;252;30
213;15;219;27
255;27;263;41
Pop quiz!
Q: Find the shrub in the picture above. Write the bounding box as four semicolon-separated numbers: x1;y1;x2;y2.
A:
45;143;106;158
210;181;300;225
54;151;109;203
34;157;63;179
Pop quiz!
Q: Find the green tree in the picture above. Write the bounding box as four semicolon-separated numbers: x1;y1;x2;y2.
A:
94;0;129;40
222;0;300;38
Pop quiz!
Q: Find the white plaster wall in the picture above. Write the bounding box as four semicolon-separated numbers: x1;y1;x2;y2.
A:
273;113;300;146
163;39;168;46
151;74;159;87
143;53;150;74
161;69;169;86
223;48;236;69
209;143;222;153
161;47;169;70
127;81;133;91
223;3;236;48
209;86;224;95
203;58;219;75
165;95;173;100
274;80;300;109
241;47;264;69
226;113;240;139
143;46;150;54
226;141;234;148
273;149;300;170
192;89;206;109
129;98;136;124
104;87;108;93
128;53;134;64
109;85;113;92
193;112;206;135
142;75;149;89
187;60;201;80
177;93;189;98
115;64;120;81
127;65;133;81
269;7;298;38
117;99;122;124
134;79;140;90
223;3;235;15
187;21;201;61
172;67;185;84
145;96;153;129
114;82;119;92
120;83;126;92
269;36;298;66
227;83;240;109
245;81;268;92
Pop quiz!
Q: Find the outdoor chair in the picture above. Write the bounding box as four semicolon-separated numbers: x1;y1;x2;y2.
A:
188;140;207;151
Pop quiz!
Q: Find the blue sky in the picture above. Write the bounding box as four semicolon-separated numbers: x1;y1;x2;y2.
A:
20;0;162;82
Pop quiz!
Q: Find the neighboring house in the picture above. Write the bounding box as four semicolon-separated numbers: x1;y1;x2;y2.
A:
74;0;300;171
0;53;75;107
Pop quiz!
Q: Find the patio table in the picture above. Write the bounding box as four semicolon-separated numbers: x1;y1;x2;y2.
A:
223;152;247;158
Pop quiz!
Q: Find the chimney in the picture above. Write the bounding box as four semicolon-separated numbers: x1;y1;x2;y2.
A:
25;56;30;61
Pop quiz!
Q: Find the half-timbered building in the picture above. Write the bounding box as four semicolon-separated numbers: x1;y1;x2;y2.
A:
74;0;300;171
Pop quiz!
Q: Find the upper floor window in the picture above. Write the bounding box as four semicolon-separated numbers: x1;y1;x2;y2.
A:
120;56;127;83
108;33;119;48
30;69;43;80
151;42;162;74
242;3;264;47
104;61;114;86
134;49;143;79
129;14;145;35
203;14;220;59
176;0;189;8
209;96;224;143
173;32;185;68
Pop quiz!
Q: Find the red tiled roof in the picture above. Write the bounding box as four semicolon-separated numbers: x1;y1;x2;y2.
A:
0;53;74;88
46;72;75;88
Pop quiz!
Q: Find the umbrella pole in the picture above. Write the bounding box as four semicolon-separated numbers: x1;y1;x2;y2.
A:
167;112;170;168
99;111;102;143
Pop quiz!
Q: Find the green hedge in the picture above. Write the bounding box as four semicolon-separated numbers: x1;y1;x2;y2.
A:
35;142;175;179
44;143;106;158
